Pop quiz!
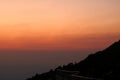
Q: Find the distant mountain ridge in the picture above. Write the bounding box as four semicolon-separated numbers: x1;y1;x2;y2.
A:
26;40;120;80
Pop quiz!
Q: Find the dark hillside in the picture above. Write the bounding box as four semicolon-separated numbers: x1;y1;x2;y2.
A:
26;40;120;80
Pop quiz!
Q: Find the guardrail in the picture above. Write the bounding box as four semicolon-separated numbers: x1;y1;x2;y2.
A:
55;69;102;80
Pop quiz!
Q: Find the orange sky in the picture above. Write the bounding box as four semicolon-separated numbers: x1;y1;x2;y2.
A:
0;0;120;50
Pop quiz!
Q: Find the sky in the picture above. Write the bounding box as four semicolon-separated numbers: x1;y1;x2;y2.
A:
0;0;120;51
0;0;120;80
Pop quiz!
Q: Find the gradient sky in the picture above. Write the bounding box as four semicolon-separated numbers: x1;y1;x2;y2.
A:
0;0;120;80
0;0;120;51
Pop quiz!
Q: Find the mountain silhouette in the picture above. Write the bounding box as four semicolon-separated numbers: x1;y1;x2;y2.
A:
26;40;120;80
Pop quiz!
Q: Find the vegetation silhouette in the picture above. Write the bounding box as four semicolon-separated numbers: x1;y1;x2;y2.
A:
26;40;120;80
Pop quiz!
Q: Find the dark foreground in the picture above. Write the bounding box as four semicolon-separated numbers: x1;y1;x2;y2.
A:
26;40;120;80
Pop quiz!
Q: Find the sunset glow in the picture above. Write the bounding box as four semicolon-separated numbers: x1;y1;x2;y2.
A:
0;1;120;80
0;0;120;50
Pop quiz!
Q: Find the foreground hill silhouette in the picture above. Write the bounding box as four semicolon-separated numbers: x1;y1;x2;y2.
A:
26;40;120;80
